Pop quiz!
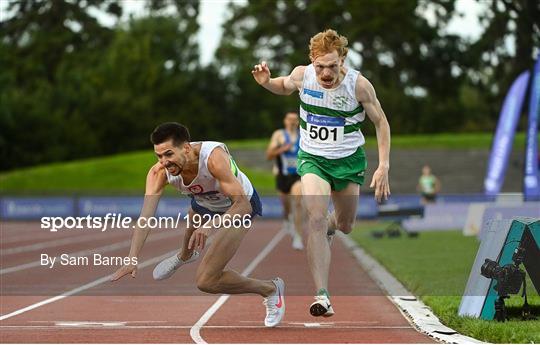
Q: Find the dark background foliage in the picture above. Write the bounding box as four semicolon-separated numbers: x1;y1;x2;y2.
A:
1;0;538;170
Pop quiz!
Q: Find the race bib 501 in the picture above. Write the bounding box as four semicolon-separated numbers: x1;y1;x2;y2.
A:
306;114;345;144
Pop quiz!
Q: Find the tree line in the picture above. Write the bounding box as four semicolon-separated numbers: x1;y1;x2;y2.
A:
0;0;538;170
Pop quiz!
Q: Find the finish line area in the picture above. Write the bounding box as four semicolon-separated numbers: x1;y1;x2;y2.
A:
0;219;432;344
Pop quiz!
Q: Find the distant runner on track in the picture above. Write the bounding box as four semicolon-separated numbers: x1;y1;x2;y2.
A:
266;111;305;250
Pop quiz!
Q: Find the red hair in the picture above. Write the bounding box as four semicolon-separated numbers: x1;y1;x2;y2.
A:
309;29;348;60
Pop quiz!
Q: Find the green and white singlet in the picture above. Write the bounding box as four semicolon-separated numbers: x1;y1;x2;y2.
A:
299;64;365;159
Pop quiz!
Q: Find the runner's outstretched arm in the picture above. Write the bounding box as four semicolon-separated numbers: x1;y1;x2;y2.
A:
111;163;167;281
356;76;391;202
252;61;304;95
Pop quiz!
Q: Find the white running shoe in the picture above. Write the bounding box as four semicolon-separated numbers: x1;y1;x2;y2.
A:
263;277;285;327
292;234;304;250
152;251;199;281
310;294;335;317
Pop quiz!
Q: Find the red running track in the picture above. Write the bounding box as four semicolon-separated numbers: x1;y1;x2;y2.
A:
0;220;434;343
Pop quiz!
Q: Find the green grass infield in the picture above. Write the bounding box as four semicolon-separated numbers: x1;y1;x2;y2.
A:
350;221;540;344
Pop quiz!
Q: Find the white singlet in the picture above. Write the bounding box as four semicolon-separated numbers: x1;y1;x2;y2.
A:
165;141;254;213
299;64;366;159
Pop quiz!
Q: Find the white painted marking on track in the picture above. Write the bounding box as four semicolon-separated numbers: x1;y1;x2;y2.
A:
31;320;167;324
289;321;334;328
190;228;287;344
241;320;380;325
0;324;413;330
337;232;486;344
1;232;125;256
0;249;178;321
0;231;179;275
55;321;126;327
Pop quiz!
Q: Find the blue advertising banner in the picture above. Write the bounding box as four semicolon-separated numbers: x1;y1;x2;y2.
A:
357;198;378;218
259;197;284;218
0;197;74;220
156;197;191;217
524;56;540;200
484;71;530;196
77;197;144;217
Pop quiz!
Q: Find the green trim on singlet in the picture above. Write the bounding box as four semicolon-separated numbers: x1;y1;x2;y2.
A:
229;157;239;177
300;118;362;134
300;100;364;118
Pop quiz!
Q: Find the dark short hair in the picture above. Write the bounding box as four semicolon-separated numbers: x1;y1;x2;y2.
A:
150;122;191;147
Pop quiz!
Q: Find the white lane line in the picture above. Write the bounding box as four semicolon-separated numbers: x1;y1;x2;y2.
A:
2;232;126;256
55;321;126;327
2;232;82;245
1;231;179;275
0;249;178;321
30;320;167;324
0;324;413;330
190;228;286;344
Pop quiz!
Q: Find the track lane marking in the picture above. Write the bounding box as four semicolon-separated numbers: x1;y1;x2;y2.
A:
189;228;286;344
2;232;127;256
0;249;178;321
0;324;413;330
1;231;179;275
2;231;97;245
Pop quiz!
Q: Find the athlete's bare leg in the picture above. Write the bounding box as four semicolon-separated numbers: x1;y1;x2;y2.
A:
179;208;197;261
301;173;331;292
195;225;276;297
290;181;304;239
329;183;359;234
279;191;291;220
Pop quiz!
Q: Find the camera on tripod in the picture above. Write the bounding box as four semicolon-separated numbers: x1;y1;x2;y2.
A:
481;246;526;296
480;246;530;322
459;218;540;322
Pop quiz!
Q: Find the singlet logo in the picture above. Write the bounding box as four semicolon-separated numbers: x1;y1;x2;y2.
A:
332;95;350;109
303;88;324;99
188;185;203;194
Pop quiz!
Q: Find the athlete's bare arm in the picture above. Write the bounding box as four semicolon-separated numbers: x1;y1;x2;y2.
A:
111;162;168;281
188;147;252;250
252;62;305;95
266;130;290;160
356;75;391;202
